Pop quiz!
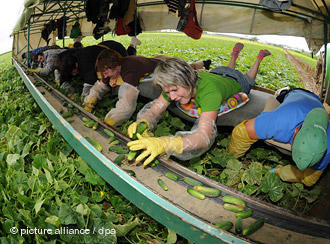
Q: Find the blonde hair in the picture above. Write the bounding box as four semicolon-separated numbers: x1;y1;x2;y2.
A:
153;58;199;95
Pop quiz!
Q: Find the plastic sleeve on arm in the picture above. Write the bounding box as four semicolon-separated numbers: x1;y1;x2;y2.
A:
136;96;169;130
105;82;139;126
173;115;217;160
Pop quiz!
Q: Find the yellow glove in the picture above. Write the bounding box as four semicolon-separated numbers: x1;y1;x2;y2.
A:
228;120;257;158
274;165;322;186
104;116;115;126
127;134;183;166
83;96;97;113
274;165;303;183
27;68;38;73
301;168;323;187
127;118;150;138
55;80;61;86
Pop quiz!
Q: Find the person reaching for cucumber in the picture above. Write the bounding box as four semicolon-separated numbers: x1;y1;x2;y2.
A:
228;88;330;186
84;49;212;126
127;43;271;166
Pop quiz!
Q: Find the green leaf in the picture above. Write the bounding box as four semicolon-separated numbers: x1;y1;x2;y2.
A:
242;184;259;195
169;117;185;130
59;204;77;225
85;169;105;186
154;122;171;136
261;173;284;202
45;215;60;227
34;198;45;215
44;168;53;184
113;217;140;237
76;203;89;216
6;154;20;167
242;162;263;185
38;124;47;136
166;228;177;244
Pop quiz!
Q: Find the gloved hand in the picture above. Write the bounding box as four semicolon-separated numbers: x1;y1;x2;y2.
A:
127;118;150;138
301;168;323;187
127;134;183;166
83;96;97;113
27;68;39;73
228;120;257;158
271;165;322;186
104;116;115;126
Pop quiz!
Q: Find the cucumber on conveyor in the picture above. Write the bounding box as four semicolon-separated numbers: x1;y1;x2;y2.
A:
127;151;137;161
158;179;168;191
242;219;264;236
183;177;203;186
132;122;148;140
193;186;221;197
187;188;205;200
223;203;245;213
222;195;246;208
216;221;233;231
85;137;103;152
165;172;180;181
236;209;253;219
235;217;242;234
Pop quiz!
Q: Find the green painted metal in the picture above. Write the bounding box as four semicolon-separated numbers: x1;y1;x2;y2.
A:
14;59;249;244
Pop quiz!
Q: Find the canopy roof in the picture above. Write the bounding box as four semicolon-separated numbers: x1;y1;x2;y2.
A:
12;0;330;56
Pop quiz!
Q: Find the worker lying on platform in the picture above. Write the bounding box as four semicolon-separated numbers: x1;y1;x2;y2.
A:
127;43;271;166
55;38;140;96
27;48;66;86
228;88;330;186
83;49;211;126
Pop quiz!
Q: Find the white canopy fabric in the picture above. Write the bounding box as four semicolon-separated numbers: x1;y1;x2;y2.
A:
11;0;330;57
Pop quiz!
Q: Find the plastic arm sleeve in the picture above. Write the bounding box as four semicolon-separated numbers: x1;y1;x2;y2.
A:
105;82;139;126
173;115;217;160
83;80;110;109
136;96;170;130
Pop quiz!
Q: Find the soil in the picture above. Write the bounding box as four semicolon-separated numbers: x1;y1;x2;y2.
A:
284;49;330;222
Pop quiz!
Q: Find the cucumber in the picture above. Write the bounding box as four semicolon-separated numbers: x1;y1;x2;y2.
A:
110;140;120;145
151;159;159;167
114;154;125;166
158;179;168;191
187;188;205;200
92;121;98;130
132;122;147;139
84;120;94;128
216;221;233;231
236;209;253;219
109;145;129;154
222;195;246;208
67;119;75;123
242;219;264;236
165;172;180;181
124;169;136;177
235;217;242;234
127;151;137;161
85;137;102;152
193;186;221;197
104;128;115;137
82;117;89;123
223;203;245;213
62;111;73;118
183;177;203;186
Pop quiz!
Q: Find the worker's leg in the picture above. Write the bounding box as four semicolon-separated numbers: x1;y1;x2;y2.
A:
228;42;244;69
246;50;271;80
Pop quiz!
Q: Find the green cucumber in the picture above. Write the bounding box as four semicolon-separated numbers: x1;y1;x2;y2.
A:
113;155;125;166
151;159;159;167
222;195;246;208
124;169;136;177
104;128;115;137
127;151;137;161
165;172;180;181
236;209;253;219
92;121;98;130
216;221;233;231
223;203;245;213
187;188;205;200
242;219;264;236
109;145;129;154
158;179;168;191
85;137;102;152
84;120;94;128
183;177;203;186
193;186;221;197
235;217;242;234
82;117;89;123
132;122;147;139
67;119;75;123
110;140;120;145
62;111;73;118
